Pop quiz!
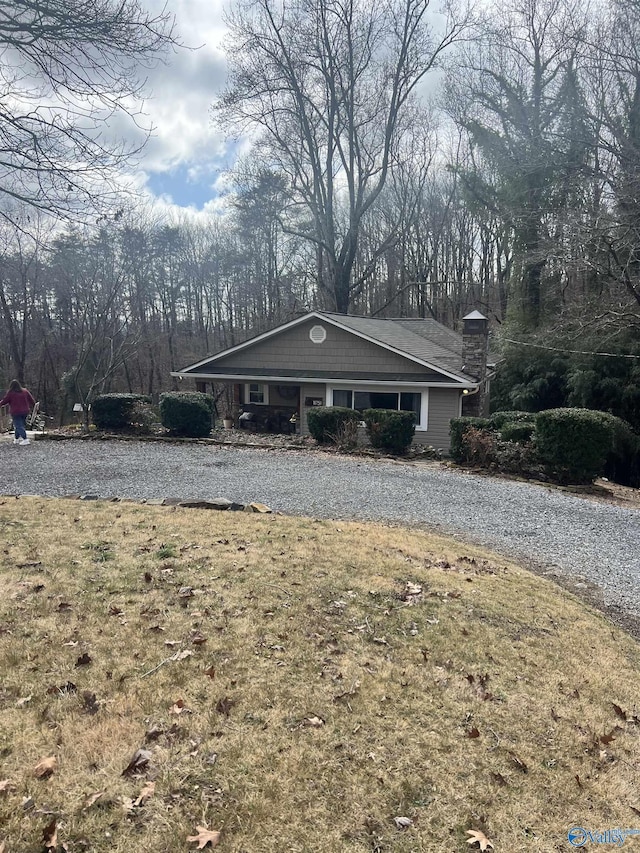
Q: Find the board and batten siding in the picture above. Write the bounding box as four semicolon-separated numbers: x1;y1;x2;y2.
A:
208;318;428;375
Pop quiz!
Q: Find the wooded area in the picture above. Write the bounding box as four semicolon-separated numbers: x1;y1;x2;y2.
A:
0;0;639;427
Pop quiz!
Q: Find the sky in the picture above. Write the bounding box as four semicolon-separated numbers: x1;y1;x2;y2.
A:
130;0;234;218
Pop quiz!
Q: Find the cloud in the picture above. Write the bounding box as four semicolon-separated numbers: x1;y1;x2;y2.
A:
131;0;234;210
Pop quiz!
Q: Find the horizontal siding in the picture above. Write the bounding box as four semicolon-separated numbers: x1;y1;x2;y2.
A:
212;318;430;375
421;388;460;451
299;383;326;436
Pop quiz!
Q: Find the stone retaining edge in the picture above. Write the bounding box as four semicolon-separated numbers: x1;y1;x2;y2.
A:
0;494;273;513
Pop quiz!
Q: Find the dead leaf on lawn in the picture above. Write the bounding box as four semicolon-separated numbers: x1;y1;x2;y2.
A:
81;691;100;715
34;755;57;779
134;781;155;806
187;826;221;849
82;790;105;810
204;666;216;679
169;699;192;715
304;716;325;728
215;696;235;717
145;724;165;741
394;816;413;830
191;632;207;645
171;649;194;661
75;652;92;667
466;726;480;738
16;695;32;707
0;779;14;795
466;828;494;850
42;818;57;849
121;748;152;777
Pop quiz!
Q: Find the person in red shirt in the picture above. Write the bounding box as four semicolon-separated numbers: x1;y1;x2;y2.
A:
0;380;36;445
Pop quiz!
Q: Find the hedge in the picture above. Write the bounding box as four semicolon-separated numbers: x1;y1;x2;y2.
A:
500;421;535;444
159;392;213;438
449;416;492;462
307;406;361;444
489;410;534;429
362;409;416;454
92;394;152;431
535;408;613;484
585;411;640;488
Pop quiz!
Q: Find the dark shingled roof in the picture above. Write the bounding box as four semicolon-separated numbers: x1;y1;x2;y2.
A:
319;312;469;377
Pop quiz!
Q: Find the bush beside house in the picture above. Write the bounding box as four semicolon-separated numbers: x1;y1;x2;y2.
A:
159;392;213;438
362;409;416;455
450;407;640;486
307;407;361;444
92;394;152;431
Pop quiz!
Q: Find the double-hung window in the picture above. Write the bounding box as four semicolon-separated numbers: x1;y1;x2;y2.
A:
246;383;268;404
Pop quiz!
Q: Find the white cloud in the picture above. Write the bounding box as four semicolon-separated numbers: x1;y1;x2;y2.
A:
131;0;234;208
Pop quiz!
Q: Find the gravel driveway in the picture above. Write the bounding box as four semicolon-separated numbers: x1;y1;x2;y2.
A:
3;438;639;622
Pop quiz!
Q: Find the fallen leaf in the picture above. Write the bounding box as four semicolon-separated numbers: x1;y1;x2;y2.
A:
600;729;617;745
121;748;152;777
191;632;207;646
0;779;14;795
75;652;92;667
82;790;104;810
171;649;194;661
204;666;216;679
169;699;191;715
42;818;57;849
133;781;155;806
145;724;165;741
304;716;325;728
466;829;494;850
490;772;507;786
466;726;480;738
509;751;528;773
215;696;235;717
187;826;221;848
17;695;32;707
34;755;57;779
122;796;135;814
81;691;100;715
394;816;413;829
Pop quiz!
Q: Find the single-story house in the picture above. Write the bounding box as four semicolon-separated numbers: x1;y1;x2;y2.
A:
172;310;492;451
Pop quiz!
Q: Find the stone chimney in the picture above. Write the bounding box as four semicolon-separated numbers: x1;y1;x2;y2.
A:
461;310;489;417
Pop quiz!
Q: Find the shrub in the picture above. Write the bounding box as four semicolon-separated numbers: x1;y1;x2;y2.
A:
492;438;541;477
362;409;416;455
460;426;496;466
535;408;613;484
489;410;535;429
449;416;492;462
307;407;360;444
92;394;151;431
159;392;213;438
129;401;157;435
500;421;535;444
585;411;640;488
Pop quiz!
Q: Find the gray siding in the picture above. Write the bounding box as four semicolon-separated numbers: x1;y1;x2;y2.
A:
299;383;326;436
421;388;460;451
211;318;430;376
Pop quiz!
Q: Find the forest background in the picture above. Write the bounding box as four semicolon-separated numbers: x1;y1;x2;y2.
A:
1;0;639;429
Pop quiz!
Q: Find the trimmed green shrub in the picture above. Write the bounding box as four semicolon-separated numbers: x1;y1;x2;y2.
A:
92;394;151;431
585;411;640;488
362;409;416;454
449;416;492;462
535;408;613;484
500;421;535;444
489;410;535;429
159;392;213;438
307;407;360;444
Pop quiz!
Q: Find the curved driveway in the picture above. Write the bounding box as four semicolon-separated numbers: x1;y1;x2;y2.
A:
2;439;639;619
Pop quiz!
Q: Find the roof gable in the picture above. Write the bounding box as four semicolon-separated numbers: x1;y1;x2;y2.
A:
175;311;475;384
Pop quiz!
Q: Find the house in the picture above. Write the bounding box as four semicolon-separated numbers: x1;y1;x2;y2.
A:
171;310;492;450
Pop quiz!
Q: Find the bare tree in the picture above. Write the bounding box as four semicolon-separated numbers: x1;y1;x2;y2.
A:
0;0;178;226
217;0;470;313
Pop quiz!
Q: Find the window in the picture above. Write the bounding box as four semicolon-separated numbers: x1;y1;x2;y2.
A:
329;387;425;427
332;389;352;408
247;383;267;404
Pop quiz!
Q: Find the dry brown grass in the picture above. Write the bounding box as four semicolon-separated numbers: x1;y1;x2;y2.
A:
0;496;639;853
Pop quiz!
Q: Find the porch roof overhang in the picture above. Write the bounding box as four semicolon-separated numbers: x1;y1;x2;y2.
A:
171;367;478;390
